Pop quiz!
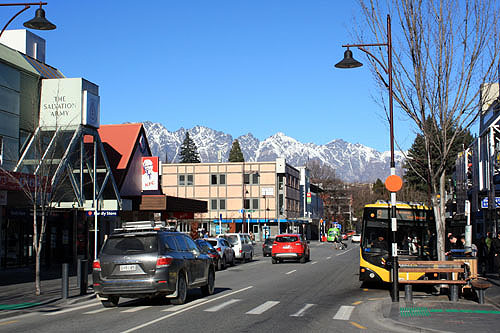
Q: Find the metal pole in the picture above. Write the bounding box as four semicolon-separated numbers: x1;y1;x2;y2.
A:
61;263;69;299
386;14;399;302
93;140;98;260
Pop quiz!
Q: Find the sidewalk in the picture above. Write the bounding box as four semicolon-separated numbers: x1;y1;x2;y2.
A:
370;273;500;332
0;265;95;320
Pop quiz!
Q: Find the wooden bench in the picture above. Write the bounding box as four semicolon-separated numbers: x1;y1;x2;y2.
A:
398;260;468;302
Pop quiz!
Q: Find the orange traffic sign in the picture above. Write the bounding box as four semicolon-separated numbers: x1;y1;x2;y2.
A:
385;175;403;192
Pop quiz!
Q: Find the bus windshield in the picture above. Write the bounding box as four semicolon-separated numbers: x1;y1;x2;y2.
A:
362;206;435;258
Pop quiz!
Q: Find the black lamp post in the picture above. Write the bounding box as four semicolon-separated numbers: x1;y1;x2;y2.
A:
335;14;400;302
0;2;56;38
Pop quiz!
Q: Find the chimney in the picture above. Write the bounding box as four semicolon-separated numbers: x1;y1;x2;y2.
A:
0;29;46;63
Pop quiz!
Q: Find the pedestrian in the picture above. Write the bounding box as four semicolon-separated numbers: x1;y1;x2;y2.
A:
445;235;459;258
486;232;494;273
490;232;500;277
477;237;488;275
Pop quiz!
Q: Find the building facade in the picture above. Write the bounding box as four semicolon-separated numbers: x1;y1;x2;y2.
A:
161;158;311;240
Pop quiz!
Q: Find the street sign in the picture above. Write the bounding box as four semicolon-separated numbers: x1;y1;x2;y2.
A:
481;197;500;209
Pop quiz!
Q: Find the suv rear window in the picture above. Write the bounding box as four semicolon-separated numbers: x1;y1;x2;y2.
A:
102;235;158;255
276;236;298;243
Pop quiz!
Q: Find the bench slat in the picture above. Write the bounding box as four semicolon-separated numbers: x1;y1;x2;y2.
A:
399;268;464;273
399;280;467;284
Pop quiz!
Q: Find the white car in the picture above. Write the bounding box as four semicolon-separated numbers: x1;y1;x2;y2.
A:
218;233;254;262
351;234;361;243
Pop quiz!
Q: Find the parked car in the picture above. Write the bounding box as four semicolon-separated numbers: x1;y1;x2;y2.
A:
346;230;356;237
341;233;348;240
262;237;275;257
195;239;222;270
351;234;361;243
92;221;215;307
205;237;236;268
271;234;310;264
219;233;254;262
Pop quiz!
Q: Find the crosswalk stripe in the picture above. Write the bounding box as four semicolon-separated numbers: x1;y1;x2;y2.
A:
163;298;207;312
84;308;111;314
246;301;280;315
121;306;152;313
290;303;315;317
204;299;241;312
311;261;318;265
286;270;296;275
333;305;355;320
326;256;332;259
45;302;99;316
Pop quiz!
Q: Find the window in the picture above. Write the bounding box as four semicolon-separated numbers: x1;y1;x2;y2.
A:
252;198;259;209
244;199;250;209
219;174;226;185
244;174;250;184
187;174;193;185
184;236;199;252
102;235;157;255
161;234;178;251
179;175;185;186
174;235;188;251
219;199;226;210
211;174;218;185
211;199;217;210
252;173;259;184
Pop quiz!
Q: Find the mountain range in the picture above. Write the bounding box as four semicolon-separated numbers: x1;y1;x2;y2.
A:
142;121;405;183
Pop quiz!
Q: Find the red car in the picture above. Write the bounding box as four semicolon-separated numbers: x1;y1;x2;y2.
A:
271;234;310;264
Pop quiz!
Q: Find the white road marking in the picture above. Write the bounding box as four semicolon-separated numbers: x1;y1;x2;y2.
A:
83;308;111;314
246;301;280;315
285;270;297;275
122;286;254;333
326;256;332;259
290;303;315;317
121;306;152;313
336;247;356;256
311;261;318;265
333;305;355;320
204;299;241;312
45;301;100;316
163;298;207;311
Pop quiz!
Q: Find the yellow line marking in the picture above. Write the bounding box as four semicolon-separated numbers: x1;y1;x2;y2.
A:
352;301;363;305
368;297;385;301
0;320;18;326
350;321;367;329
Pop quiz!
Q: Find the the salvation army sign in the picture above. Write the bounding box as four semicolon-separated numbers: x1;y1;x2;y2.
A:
39;78;100;128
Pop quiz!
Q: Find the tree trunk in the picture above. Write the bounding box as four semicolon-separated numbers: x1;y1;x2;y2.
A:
33;203;41;296
433;172;447;261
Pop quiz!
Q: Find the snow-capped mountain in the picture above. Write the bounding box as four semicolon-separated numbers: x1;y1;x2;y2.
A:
142;121;404;183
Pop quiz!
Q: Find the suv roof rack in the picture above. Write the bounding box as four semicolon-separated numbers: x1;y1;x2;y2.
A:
113;221;175;233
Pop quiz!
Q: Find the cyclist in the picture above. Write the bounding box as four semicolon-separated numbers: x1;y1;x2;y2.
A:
332;226;341;249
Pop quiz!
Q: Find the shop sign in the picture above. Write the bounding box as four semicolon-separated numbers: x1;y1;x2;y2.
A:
0;170;48;192
141;156;159;191
481;197;500;209
86;210;118;217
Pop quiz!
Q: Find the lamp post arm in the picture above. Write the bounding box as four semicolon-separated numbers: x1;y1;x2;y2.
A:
0;5;29;37
356;46;389;75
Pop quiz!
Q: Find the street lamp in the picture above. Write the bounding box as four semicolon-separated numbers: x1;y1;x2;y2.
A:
335;14;402;302
0;2;56;38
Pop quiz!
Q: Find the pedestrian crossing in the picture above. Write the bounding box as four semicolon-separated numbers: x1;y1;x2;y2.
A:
44;298;357;321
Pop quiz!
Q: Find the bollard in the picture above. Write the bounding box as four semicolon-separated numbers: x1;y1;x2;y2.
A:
404;284;413;303
62;263;69;299
80;259;88;295
77;258;82;290
450;284;458;302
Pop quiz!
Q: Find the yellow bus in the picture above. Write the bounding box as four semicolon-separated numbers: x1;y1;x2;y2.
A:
359;201;435;283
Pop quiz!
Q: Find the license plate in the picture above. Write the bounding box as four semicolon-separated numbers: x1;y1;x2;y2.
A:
120;264;136;272
283;245;291;249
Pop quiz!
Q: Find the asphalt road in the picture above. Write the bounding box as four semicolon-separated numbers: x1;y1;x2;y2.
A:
0;241;397;333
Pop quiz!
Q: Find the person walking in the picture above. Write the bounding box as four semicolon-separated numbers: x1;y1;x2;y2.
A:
490;232;500;277
486;232;494;273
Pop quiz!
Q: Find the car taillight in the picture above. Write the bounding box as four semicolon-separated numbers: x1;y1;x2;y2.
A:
216;247;221;252
209;253;217;258
239;249;242;253
156;256;173;268
92;259;101;271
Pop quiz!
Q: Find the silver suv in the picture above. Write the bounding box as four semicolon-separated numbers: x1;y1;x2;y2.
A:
92;221;215;307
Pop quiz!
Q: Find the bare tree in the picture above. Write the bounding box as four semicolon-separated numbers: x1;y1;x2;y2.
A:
355;0;500;259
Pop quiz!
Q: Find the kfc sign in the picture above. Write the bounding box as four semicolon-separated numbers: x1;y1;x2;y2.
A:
142;156;159;191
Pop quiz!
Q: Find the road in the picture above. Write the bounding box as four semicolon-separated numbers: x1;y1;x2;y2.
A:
0;242;396;332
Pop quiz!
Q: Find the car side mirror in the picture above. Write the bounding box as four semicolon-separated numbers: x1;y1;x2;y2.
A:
252;241;256;245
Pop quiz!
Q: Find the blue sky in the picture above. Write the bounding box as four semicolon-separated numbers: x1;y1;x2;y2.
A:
1;0;420;152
